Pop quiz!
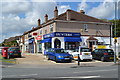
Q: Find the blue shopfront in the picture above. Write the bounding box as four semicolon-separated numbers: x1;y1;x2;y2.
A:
29;38;34;53
41;32;82;50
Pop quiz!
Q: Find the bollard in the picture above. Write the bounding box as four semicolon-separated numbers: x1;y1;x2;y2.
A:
78;54;80;66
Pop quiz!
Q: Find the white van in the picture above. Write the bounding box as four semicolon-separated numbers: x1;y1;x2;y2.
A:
71;47;92;61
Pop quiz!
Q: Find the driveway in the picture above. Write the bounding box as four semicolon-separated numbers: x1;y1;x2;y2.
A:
11;53;117;68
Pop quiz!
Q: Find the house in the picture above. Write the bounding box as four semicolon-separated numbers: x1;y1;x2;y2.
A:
20;7;112;54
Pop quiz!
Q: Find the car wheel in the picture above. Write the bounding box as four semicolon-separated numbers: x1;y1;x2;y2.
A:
47;55;50;60
69;59;72;62
101;57;105;62
55;56;58;63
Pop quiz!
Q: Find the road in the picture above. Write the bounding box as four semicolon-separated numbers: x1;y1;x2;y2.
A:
2;64;119;80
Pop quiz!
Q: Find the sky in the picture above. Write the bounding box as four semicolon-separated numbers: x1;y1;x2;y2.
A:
0;0;120;43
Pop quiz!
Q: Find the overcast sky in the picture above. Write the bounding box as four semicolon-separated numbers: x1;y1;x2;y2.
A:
0;0;120;43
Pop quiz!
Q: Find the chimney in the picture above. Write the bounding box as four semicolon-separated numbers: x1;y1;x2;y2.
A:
44;14;48;22
54;6;58;18
80;10;85;14
38;19;41;26
66;9;71;20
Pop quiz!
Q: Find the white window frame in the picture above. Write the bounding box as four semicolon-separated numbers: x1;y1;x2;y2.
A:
84;24;88;32
40;29;42;35
50;24;53;32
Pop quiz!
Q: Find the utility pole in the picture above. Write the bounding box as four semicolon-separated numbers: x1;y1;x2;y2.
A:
114;0;117;64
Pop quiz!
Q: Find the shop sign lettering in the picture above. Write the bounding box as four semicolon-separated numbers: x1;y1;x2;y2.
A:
43;32;80;38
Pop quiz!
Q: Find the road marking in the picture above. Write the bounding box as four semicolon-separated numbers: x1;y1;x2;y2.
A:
20;74;38;76
49;76;100;79
2;74;38;77
73;69;117;73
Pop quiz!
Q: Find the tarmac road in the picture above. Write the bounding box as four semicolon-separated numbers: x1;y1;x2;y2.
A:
1;54;120;80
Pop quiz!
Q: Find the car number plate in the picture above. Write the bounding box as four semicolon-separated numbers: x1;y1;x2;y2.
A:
85;53;88;55
110;57;114;59
65;58;69;60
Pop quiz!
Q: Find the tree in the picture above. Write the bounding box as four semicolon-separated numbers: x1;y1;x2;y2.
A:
109;19;120;37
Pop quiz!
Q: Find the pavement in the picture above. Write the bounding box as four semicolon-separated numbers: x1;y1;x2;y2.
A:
1;53;118;68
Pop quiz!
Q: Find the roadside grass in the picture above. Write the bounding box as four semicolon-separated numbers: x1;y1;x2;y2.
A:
0;54;16;64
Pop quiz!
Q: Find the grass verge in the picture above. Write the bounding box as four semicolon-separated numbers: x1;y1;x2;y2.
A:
0;54;16;64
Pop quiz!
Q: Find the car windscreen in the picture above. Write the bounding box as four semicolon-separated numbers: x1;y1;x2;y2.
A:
55;49;66;53
104;49;114;53
9;48;20;51
81;48;90;52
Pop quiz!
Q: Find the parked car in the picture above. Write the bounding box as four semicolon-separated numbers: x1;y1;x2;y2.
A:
7;47;21;59
46;48;73;62
70;47;92;61
65;49;74;54
92;49;114;61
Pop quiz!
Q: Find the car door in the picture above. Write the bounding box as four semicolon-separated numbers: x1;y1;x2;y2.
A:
98;49;104;59
92;49;98;59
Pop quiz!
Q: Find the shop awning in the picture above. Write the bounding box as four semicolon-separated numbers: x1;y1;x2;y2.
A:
64;37;82;42
41;38;52;43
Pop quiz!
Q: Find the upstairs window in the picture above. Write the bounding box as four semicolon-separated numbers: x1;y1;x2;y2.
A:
50;24;53;32
84;24;88;32
45;30;47;34
40;30;42;35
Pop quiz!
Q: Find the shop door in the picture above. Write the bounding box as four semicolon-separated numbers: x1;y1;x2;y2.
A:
39;43;42;53
54;39;61;48
29;44;34;53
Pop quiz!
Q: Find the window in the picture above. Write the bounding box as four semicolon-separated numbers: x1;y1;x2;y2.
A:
84;24;88;32
50;24;53;32
40;30;42;35
45;30;47;34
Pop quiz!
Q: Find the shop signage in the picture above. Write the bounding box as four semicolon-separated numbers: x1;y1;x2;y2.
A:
44;32;81;39
29;38;34;44
97;45;106;49
32;33;38;36
36;36;42;40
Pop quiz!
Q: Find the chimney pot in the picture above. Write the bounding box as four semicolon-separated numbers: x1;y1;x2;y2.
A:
54;6;58;18
38;19;41;26
80;10;85;14
66;9;71;20
45;14;48;22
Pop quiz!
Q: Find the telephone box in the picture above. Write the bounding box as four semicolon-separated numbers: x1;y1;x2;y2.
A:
2;47;8;59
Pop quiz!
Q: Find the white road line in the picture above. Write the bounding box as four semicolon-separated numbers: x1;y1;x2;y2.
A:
2;74;38;77
73;69;117;73
49;76;100;79
20;74;38;76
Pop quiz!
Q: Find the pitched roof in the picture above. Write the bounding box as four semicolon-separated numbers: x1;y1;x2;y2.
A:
23;26;42;35
4;36;21;43
87;36;98;41
24;9;109;35
42;9;109;24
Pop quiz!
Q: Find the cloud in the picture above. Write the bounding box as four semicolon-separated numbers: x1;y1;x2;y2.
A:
87;0;115;19
77;0;88;11
1;0;71;43
58;5;71;14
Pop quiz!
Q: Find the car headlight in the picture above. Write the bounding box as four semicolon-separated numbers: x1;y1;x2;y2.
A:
58;56;63;58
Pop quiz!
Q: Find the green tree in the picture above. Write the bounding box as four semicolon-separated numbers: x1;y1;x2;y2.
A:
109;19;120;37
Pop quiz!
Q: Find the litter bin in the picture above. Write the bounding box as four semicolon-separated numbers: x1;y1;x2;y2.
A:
2;47;8;59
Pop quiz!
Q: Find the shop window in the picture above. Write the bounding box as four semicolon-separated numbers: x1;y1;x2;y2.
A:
65;42;79;50
84;24;88;32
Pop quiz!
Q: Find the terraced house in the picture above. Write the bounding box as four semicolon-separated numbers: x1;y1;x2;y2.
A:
20;7;112;54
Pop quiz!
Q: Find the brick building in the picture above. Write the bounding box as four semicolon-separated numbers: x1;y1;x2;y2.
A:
20;7;112;54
